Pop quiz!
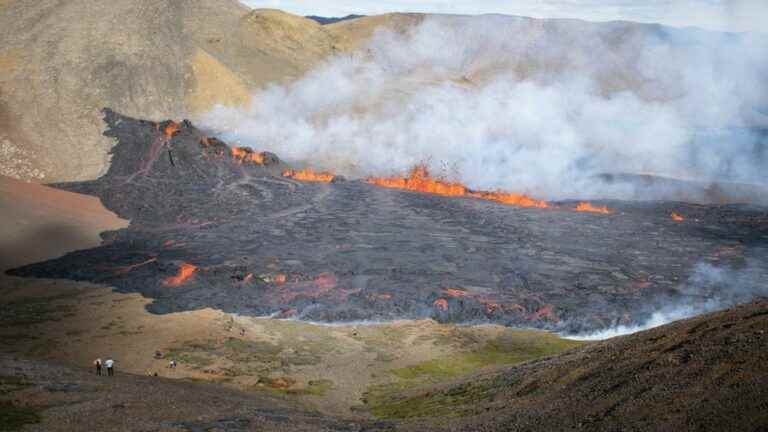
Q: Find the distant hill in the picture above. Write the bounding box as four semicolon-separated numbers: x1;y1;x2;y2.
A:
0;1;420;182
1;2;763;185
306;14;365;25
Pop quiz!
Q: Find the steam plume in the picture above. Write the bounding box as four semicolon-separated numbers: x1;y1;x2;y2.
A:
569;258;768;340
202;15;768;200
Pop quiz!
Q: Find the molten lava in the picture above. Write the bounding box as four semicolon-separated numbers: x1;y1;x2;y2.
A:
529;304;559;322
483;302;502;314
367;166;548;209
162;262;197;287
433;298;449;311
283;168;335;183
114;257;157;275
163;121;180;139
671;212;685;222
231;147;265;164
443;288;469;297
575;202;613;214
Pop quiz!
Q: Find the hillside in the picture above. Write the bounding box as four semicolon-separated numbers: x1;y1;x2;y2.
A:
2;299;766;430
0;0;426;183
375;299;768;430
2;2;765;189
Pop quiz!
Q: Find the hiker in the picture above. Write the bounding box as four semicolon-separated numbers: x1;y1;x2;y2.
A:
94;358;102;376
169;359;177;369
105;358;115;376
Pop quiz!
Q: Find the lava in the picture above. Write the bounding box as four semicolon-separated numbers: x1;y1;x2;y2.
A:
114;257;157;275
163;121;180;139
483;302;502;314
273;273;352;304
433;298;449;311
231;146;265;164
162;262;197;287
367;165;548;209
444;288;469;297
575;202;613;214
671;212;685;222
529;304;559;322
13;110;768;332
283;168;335;183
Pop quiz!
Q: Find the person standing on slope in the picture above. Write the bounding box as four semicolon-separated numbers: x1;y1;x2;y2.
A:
94;358;102;376
105;358;115;376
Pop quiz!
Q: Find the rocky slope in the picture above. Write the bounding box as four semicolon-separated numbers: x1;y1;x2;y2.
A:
0;1;417;182
379;299;768;431
2;299;766;431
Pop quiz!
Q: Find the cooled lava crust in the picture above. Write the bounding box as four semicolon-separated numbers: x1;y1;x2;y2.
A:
9;109;768;333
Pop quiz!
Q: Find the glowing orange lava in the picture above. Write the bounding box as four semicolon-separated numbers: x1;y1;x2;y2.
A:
575;202;612;214
671;212;685;222
367;166;548;209
163;121;180;139
283;168;335;183
483;302;502;314
162;262;197;287
114;257;157;275
433;298;449;311
443;288;469;298
231;147;265;164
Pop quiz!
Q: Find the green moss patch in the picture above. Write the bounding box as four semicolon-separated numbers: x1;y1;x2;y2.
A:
366;330;582;420
254;376;335;397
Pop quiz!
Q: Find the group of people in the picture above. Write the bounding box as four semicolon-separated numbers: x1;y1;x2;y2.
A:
93;358;115;376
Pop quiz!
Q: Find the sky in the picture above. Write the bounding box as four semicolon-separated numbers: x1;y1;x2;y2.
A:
240;0;768;33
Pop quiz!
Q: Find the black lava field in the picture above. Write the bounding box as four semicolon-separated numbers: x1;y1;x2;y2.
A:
9;109;768;333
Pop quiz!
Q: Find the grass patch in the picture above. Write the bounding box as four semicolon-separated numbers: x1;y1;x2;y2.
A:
292;379;335;396
369;380;498;420
391;331;581;382
163;348;216;369
254;377;335;397
224;337;282;362
0;401;41;431
365;330;582;420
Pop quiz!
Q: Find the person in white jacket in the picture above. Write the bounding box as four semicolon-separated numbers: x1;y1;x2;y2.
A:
105;358;115;376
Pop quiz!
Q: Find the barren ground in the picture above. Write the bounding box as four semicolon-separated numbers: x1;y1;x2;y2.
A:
0;175;581;430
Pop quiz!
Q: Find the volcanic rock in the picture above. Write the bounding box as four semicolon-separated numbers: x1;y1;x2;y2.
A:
8;110;768;333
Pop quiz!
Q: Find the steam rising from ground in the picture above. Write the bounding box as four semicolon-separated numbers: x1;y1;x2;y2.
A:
569;258;768;340
202;15;767;199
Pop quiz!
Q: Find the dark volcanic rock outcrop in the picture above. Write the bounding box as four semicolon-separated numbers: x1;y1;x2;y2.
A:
8;110;768;332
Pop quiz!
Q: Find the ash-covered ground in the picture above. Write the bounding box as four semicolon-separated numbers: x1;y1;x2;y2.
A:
9;110;768;333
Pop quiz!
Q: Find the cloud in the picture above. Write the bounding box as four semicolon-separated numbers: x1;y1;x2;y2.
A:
240;0;768;33
201;15;768;200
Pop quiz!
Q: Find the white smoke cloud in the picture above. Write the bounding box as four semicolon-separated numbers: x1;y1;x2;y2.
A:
568;258;768;340
201;15;768;200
